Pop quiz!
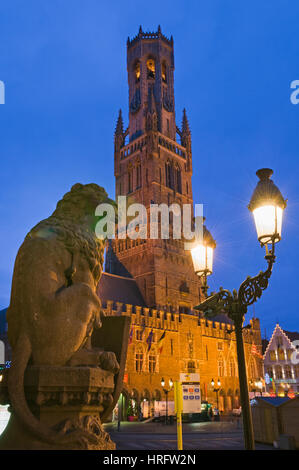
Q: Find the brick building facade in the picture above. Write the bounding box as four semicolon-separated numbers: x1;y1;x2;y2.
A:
97;26;264;416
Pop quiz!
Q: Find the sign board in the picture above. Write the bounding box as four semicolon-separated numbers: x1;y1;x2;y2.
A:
180;373;201;413
154;400;175;417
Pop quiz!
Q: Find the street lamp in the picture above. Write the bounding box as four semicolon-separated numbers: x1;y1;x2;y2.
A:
211;378;221;411
161;377;173;425
193;169;286;450
191;219;216;295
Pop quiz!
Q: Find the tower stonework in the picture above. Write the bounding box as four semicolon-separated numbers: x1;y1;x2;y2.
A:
107;26;202;310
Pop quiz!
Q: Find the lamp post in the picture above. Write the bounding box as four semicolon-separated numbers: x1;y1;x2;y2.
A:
211;378;221;412
191;219;216;296
192;169;287;450
161;377;173;425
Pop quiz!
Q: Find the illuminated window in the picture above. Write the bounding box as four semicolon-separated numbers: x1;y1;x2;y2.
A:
270;350;276;361
278;348;285;361
162;62;167;83
147;58;155;79
134;61;141;82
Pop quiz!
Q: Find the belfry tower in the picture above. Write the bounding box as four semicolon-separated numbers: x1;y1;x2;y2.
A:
106;26;202;310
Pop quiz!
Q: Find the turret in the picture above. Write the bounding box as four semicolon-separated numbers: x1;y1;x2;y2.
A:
114;109;124;177
181;108;192;171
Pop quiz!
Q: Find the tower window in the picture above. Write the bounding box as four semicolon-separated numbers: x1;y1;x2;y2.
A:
175;165;182;193
162;62;167;83
134;61;141;82
136;163;142;189
128;167;133;193
147;58;155;79
165;161;173;189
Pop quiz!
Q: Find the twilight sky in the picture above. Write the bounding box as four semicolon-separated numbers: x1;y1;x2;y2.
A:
0;1;298;337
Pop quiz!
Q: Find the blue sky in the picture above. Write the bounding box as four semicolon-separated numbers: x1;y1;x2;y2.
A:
0;1;298;337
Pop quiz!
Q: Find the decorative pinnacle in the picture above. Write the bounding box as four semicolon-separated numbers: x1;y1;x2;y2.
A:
182;108;191;134
139;25;143;35
158;25;162;34
115;109;124;135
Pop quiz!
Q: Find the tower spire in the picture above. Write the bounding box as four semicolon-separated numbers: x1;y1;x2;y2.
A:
182;108;190;135
115;109;124;135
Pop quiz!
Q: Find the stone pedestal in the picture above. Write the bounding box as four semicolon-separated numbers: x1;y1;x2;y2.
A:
0;366;116;450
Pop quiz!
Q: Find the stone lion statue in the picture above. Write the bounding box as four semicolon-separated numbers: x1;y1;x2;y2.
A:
6;183;118;447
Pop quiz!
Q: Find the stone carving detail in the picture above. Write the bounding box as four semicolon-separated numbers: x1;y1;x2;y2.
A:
163;89;174;112
130;88;141;114
53;416;114;450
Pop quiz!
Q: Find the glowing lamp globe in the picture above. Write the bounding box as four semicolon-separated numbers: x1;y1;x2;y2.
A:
248;169;287;246
191;223;216;277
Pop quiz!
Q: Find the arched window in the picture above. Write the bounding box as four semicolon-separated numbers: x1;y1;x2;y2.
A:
229;359;236;377
134;61;140;82
135;346;144;373
175;165;182;193
149;353;157;373
128;165;133;193
136;162;142;189
218;358;224;377
147;57;155;79
165;161;173;189
162;61;167;83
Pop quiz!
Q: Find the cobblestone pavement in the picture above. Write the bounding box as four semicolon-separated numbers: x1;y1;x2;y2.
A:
104;421;273;450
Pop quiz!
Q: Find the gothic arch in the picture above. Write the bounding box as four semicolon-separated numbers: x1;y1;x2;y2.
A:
174;163;182;193
133;60;141;83
146;56;156;80
161;60;168;83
